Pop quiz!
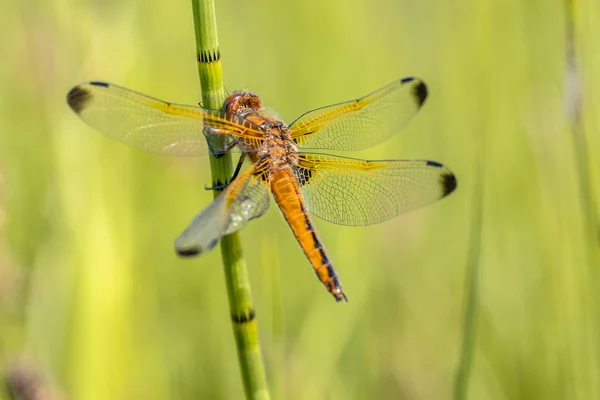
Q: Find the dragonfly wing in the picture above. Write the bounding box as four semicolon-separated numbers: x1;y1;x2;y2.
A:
67;81;264;156
290;77;427;151
295;153;456;226
175;166;270;256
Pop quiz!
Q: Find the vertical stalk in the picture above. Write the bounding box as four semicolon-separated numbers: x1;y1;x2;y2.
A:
565;2;599;247
564;1;600;395
565;0;600;250
190;2;270;399
564;3;599;253
453;130;484;400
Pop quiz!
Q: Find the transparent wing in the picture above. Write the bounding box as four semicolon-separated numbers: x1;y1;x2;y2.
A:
289;77;427;151
66;81;265;156
175;165;270;256
295;153;456;226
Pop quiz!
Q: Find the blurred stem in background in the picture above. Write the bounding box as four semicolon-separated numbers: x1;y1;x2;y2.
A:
564;1;599;239
564;3;599;248
190;0;270;398
453;126;484;400
564;0;600;393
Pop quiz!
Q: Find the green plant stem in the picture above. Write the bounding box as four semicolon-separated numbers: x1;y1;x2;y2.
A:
453;126;484;400
564;2;599;250
564;4;600;246
190;1;270;399
564;1;600;395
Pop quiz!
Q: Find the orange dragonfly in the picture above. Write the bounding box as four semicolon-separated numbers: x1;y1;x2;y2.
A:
67;77;457;302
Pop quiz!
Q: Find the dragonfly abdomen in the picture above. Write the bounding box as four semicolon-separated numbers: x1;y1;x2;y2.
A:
270;168;347;302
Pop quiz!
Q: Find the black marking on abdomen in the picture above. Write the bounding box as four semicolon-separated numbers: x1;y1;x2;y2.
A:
302;205;331;267
197;49;221;63
231;309;256;324
298;194;315;233
290;174;334;283
319;247;331;266
66;86;92;114
325;264;338;283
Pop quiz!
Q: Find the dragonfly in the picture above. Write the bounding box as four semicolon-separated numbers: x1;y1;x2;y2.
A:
66;77;457;302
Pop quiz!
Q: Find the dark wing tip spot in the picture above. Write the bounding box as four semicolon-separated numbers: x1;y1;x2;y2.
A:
401;76;415;83
89;81;109;88
412;81;428;107
176;248;201;257
440;172;458;197
175;238;219;257
66;85;92;114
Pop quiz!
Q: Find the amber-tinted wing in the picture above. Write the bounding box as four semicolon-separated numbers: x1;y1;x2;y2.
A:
66;81;265;156
290;77;427;151
295;153;456;226
175;165;270;256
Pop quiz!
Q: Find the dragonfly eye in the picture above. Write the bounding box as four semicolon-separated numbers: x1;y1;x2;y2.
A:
223;91;263;115
223;92;244;114
246;94;262;110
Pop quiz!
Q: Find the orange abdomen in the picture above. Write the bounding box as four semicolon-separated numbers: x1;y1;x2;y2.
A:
269;167;347;302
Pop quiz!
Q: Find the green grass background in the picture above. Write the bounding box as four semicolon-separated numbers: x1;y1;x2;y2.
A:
1;0;600;398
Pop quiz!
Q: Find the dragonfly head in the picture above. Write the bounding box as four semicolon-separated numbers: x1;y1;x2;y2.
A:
223;91;263;115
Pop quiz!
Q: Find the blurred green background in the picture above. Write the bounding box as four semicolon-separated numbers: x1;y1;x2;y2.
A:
1;0;600;398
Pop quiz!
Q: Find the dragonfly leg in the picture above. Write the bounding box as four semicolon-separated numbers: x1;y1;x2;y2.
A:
205;152;247;191
204;128;240;158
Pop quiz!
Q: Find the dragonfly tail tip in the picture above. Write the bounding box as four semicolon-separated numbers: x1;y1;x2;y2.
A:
333;291;348;303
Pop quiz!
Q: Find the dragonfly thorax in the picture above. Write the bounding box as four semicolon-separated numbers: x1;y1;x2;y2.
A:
227;92;299;169
259;124;299;169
